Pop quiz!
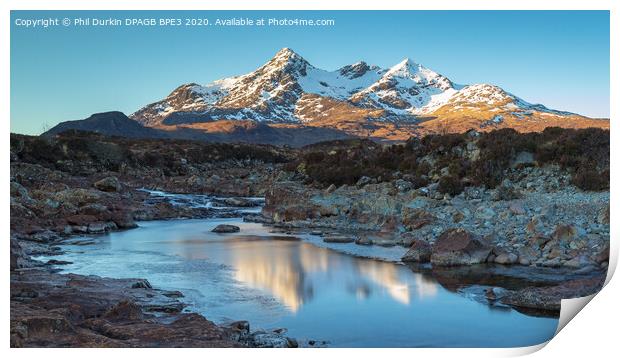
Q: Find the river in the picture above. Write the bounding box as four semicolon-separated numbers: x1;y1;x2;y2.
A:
40;212;559;347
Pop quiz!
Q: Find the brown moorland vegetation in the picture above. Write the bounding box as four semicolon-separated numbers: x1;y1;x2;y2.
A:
291;127;609;193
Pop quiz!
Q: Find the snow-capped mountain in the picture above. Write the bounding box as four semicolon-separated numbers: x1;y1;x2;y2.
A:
131;48;585;129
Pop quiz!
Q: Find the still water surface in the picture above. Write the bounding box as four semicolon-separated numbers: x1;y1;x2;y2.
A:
46;218;558;347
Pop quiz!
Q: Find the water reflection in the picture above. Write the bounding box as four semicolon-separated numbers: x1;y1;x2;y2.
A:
224;236;436;312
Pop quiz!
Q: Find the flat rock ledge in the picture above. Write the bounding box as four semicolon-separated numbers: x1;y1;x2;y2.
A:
10;267;296;348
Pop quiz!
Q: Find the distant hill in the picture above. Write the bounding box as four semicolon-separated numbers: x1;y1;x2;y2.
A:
43;111;167;139
42;112;353;147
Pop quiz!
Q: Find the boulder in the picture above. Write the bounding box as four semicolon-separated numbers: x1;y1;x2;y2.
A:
103;300;144;322
517;246;539;265
220;197;257;207
430;228;491;266
401;239;432;263
494;252;518;265
272;205;317;222
111;212;138;229
87;221;117;234
402;207;435;230
131;279;153;289
211;224;240;233
54;189;101;206
563;255;594;269
94;176;121;192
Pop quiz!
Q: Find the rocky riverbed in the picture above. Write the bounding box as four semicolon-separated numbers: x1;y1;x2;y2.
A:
258;167;609;312
10;134;298;347
9;129;610;347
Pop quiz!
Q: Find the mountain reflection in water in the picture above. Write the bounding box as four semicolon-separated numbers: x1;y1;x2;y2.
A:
227;238;436;311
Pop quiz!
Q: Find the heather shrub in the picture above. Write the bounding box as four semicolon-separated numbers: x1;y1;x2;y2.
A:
437;174;464;196
571;166;609;191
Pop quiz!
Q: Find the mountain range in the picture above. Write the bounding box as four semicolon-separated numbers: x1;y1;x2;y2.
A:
44;48;609;145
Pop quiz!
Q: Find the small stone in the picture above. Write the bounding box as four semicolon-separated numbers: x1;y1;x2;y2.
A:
373;239;396;247
354;237;373;246
131;279;152;289
322;236;355;243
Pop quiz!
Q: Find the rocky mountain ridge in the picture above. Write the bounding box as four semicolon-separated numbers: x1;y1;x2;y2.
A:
131;48;600;129
42;48;609;145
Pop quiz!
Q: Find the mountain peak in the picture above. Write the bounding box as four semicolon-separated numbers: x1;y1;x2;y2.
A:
386;58;421;77
259;47;310;78
273;47;305;63
275;47;296;56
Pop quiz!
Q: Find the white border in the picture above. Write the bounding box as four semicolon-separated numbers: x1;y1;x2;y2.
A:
2;1;616;357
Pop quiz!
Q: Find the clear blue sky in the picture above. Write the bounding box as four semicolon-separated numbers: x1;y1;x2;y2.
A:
10;10;610;135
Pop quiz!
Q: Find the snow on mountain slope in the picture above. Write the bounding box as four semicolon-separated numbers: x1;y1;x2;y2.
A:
429;84;576;118
130;48;585;128
350;58;457;115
